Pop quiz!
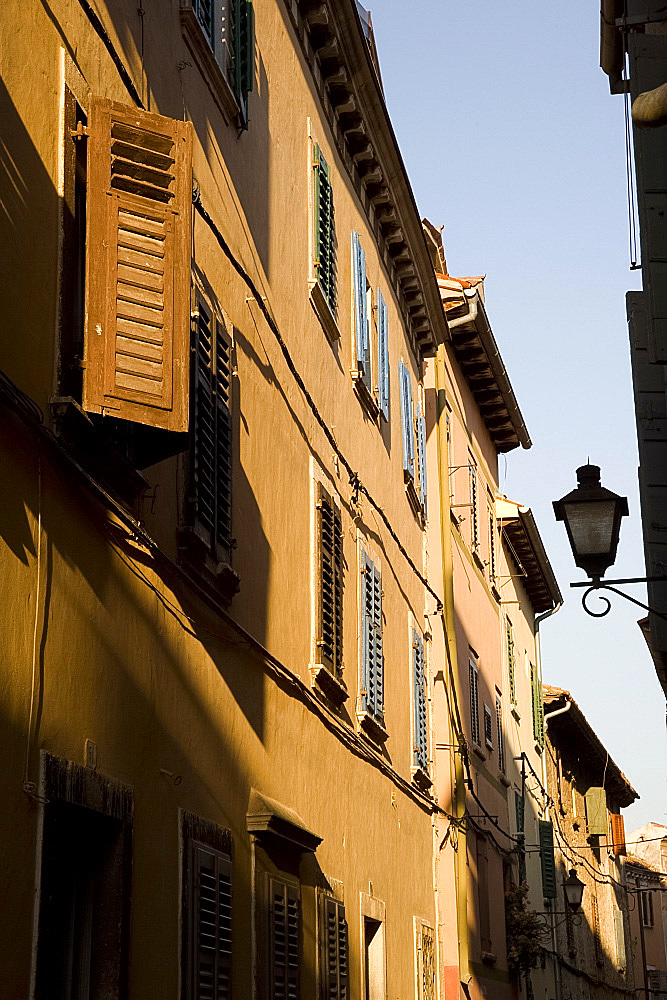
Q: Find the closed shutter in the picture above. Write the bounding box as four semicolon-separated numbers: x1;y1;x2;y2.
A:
610;813;626;855
321;896;348;1000
316;483;344;677
416;400;427;516
538;821;557;899
399;362;415;480
231;0;254;123
361;553;383;721
352;232;369;388
585;786;607;837
413;629;427;772
193;0;214;43
496;696;505;773
531;663;544;748
468;460;478;549
270;878;300;1000
515;790;525;834
614;909;626;970
506;619;516;704
84;98;192;431
377;289;389;420
313;145;336;314
469;659;479;746
192;300;233;556
419;923;436;1000
192;842;232;1000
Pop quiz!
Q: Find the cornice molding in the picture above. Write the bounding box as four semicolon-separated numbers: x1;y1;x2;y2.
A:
283;0;448;362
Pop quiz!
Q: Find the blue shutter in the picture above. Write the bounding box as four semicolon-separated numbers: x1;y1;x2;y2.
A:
361;552;371;714
377;290;389;420
352;232;369;385
416;400;427;515
371;562;383;719
413;629;427;772
399;362;415;480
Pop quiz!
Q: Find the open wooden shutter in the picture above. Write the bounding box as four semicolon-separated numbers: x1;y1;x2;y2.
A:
469;659;479;746
506;619;516;704
412;629;427;771
316;483;343;676
84;98;192;431
321;896;348;1000
193;842;232;1000
370;560;383;720
530;662;544;748
610;813;626;855
313;145;335;314
377;289;389;420
361;553;382;720
585;786;608;837
232;0;254;123
399;362;415;480
538;820;557;899
515;790;524;834
270;878;300;1000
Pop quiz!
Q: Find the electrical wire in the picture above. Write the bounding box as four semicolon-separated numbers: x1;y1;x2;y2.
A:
75;0;144;109
192;192;443;615
23;440;42;797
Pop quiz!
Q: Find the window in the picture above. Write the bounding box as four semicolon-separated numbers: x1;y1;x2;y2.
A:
182;0;254;125
363;917;385;1000
412;628;428;774
35;754;133;1000
415;919;436;1000
315;482;344;681
181;812;233;1000
469;655;480;747
319;894;348;1000
188;296;234;566
399;360;415;482
530;662;544;749
360;550;384;733
505;618;516;705
468;456;479;551
496;694;505;773
640;889;654;928
376;289;389;420
269;877;300;997
483;704;493;750
83;98;192;432
313;144;336;319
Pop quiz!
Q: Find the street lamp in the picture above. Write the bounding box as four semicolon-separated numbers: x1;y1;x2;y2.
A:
563;869;585;913
553;464;667;620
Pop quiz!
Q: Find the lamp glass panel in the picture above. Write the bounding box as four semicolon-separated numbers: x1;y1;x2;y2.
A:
562;500;618;557
564;874;584;910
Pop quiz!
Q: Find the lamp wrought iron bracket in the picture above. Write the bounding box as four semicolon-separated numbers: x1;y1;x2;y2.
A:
570;575;667;620
533;910;583;936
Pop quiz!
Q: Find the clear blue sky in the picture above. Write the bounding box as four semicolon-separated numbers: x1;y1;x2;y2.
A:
372;0;665;830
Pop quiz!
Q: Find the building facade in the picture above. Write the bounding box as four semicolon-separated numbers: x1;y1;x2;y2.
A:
0;1;451;996
543;686;638;1000
625;824;667;1000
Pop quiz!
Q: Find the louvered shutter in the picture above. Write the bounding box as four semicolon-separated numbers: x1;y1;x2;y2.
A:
192;842;232;1000
469;660;479;745
316;484;343;676
192;301;233;557
371;561;383;720
232;0;254;122
416;400;427;515
496;696;505;773
193;0;214;43
610;813;626;855
361;553;383;721
270;878;300;1000
399;362;415;480
506;619;516;704
530;663;544;748
377;289;389;420
538;821;557;899
351;232;369;388
321;896;348;1000
419;924;436;1000
515;790;524;834
313;145;335;314
84;98;192;431
413;629;427;772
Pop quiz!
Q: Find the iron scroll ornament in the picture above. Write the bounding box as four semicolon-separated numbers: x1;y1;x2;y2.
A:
571;576;667;620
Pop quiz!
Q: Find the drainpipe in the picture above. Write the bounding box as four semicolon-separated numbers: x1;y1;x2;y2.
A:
434;345;470;987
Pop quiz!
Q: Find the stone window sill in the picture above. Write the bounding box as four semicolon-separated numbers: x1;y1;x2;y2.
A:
311;663;348;708
358;710;389;745
180;6;240;125
309;280;340;342
352;372;379;421
412;766;432;793
472;744;486;762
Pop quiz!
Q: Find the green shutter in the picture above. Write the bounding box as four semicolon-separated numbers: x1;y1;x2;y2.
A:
585;786;608;837
313;145;335;313
539;821;557;899
531;663;544;749
506;619;516;704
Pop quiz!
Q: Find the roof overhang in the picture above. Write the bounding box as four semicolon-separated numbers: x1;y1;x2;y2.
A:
497;500;562;613
284;0;449;359
543;686;638;807
432;270;531;453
